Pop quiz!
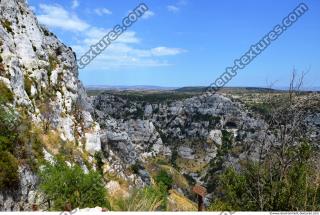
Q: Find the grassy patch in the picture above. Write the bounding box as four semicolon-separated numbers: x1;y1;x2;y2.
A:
167;189;197;211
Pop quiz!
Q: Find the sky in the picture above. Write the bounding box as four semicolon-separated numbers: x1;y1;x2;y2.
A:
28;0;320;88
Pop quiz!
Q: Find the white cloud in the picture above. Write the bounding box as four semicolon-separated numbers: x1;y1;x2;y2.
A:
151;47;186;56
74;32;185;70
81;27;139;45
142;11;155;19
35;3;185;70
94;8;112;16
167;5;180;13
71;0;79;9
38;4;89;31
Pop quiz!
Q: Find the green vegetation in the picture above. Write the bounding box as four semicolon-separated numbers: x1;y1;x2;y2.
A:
0;81;14;103
0;94;45;189
209;130;233;173
205;130;234;192
0;151;19;190
24;76;33;97
47;55;59;80
94;151;104;175
86;90;199;103
1;20;13;34
248;102;272;119
209;142;320;211
111;186;163;211
39;157;110;211
155;170;173;191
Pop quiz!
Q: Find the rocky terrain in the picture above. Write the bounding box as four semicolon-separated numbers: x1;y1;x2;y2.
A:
91;92;271;200
91;90;320;202
0;0;101;210
0;0;319;211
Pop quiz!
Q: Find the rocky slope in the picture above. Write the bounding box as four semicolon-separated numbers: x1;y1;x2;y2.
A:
0;0;101;210
92;91;320;203
1;0;319;211
91;92;274;200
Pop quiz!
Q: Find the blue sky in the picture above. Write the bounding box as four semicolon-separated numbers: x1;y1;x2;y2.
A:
28;0;320;88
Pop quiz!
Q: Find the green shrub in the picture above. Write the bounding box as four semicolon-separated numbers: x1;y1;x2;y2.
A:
0;151;19;190
0;81;14;103
94;151;104;175
1;20;13;34
39;158;110;211
209;142;320;211
155;170;173;191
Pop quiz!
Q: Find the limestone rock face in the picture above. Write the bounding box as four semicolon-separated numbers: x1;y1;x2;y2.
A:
92;92;273;192
0;0;101;210
0;0;100;145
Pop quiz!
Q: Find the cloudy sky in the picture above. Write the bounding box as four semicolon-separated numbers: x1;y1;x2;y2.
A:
28;0;320;88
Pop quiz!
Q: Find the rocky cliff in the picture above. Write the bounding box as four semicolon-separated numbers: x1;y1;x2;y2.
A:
91;92;273;200
92;91;320;203
1;0;319;211
0;0;101;210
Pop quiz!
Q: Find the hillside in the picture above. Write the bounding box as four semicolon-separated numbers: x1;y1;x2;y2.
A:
0;0;319;212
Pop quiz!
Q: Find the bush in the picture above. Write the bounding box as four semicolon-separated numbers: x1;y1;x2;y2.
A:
0;151;19;190
39;158;110;211
0;81;14;103
1;20;13;34
94;151;104;175
0;106;17;152
155;170;173;191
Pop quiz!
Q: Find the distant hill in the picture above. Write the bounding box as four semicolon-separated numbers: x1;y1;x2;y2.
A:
86;85;177;91
175;86;278;93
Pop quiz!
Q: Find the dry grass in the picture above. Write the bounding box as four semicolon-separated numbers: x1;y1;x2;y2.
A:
40;130;62;155
167;189;197;211
110;187;163;211
159;164;189;190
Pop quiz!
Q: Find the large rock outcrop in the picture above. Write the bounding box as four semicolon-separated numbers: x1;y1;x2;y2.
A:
0;0;101;210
